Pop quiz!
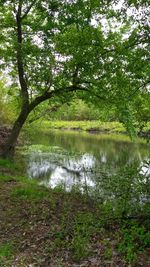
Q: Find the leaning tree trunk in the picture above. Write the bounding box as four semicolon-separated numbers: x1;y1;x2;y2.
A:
1;107;30;159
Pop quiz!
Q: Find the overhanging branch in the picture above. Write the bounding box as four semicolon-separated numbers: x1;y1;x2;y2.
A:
28;105;61;123
21;0;37;20
127;79;150;100
29;83;114;113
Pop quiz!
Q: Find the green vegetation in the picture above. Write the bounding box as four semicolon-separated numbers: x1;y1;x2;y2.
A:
26;120;150;141
118;223;150;263
0;78;18;126
44;98;117;122
0;0;149;265
0;0;150;157
11;185;49;201
0;159;149;266
0;243;13;267
39;120;126;133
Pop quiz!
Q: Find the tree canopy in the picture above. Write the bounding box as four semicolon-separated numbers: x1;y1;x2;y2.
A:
0;0;149;157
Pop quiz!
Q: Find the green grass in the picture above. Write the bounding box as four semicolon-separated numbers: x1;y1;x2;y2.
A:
11;185;49;201
0;243;13;258
36;120;126;133
0;243;13;267
0;157;26;174
0;158;15;168
26;119;150;135
0;160;49;201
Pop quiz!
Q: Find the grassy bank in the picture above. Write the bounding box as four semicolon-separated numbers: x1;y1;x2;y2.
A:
37;120;126;133
27;120;150;137
0;159;150;267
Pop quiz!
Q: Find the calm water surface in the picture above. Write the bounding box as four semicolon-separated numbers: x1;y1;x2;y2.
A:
24;130;150;199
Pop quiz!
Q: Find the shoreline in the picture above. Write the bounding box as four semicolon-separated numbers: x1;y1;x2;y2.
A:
0;121;150;154
30;120;150;140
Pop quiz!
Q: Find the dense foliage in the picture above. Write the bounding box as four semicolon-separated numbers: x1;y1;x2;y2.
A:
0;0;149;156
0;78;18;125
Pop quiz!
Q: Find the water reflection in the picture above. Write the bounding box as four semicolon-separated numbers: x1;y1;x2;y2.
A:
25;130;150;201
24;130;150;216
27;152;96;191
140;160;150;176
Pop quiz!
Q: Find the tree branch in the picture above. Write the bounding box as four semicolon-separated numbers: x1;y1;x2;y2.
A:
28;105;61;123
21;0;37;20
127;79;150;100
29;91;54;111
29;83;114;113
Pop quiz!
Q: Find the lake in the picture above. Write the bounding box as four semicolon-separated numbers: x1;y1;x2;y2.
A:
23;130;150;206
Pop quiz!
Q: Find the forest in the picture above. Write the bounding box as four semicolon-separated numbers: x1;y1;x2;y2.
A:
0;0;150;266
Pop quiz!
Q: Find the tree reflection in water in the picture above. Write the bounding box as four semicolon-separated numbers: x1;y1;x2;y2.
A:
25;130;150;217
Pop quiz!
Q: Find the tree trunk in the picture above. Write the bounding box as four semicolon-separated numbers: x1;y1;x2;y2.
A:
0;3;31;159
1;107;29;159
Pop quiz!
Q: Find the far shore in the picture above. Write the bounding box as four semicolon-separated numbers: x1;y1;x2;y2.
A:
28;120;150;139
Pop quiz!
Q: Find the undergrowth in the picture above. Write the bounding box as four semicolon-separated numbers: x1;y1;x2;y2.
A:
0;158;149;266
